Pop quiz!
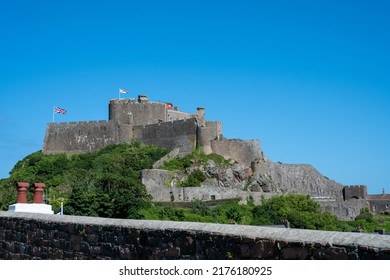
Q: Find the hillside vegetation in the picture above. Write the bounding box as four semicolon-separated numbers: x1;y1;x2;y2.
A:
0;142;167;218
0;143;389;233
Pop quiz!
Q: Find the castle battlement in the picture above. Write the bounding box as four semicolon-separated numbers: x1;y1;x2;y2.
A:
343;185;367;201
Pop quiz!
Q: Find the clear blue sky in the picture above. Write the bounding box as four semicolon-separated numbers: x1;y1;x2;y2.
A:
0;0;389;194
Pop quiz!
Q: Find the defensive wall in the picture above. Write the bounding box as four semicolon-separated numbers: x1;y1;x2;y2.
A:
367;194;390;214
210;139;262;167
266;162;345;201
109;99;167;126
133;119;198;155
0;212;389;260
43;121;130;154
318;200;368;221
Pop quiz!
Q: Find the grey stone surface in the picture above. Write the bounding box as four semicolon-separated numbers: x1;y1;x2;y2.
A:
43;121;123;154
0;212;389;260
266;162;344;200
210;139;262;167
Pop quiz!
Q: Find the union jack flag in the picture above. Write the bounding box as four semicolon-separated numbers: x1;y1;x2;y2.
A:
119;88;128;94
54;106;67;114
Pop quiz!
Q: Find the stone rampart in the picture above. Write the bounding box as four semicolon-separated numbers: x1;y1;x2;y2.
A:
206;121;223;139
141;169;184;202
43;121;124;154
367;195;390;214
318;200;369;221
267;162;345;201
211;139;262;167
133;119;197;155
0;212;389;260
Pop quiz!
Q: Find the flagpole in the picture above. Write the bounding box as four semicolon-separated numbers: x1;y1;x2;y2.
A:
52;106;55;123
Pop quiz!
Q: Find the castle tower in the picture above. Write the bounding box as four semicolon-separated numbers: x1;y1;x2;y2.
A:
196;107;206;127
109;99;134;125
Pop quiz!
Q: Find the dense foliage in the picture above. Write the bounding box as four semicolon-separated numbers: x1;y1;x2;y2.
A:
0;142;167;218
252;195;351;231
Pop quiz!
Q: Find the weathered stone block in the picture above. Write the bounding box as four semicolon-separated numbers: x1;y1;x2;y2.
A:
70;235;83;251
281;247;309;260
313;246;348;260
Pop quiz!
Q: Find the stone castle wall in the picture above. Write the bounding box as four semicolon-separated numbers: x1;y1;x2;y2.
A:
210;139;262;167
1;212;389;260
367;195;390;214
133;119;198;155
43;121;125;154
206;121;223;139
266;162;345;201
109;99;167;125
167;110;192;122
318;200;369;221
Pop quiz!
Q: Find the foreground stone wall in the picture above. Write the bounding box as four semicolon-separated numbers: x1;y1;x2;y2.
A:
0;212;389;260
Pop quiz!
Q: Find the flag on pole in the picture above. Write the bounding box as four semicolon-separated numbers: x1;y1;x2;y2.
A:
54;106;67;114
119;88;128;94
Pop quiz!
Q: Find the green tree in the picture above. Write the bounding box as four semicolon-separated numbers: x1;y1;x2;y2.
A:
252;194;345;230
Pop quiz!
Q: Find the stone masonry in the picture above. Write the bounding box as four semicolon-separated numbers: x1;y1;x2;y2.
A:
1;212;389;260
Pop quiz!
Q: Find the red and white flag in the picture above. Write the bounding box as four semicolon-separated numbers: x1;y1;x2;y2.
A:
54;106;67;114
119;88;128;94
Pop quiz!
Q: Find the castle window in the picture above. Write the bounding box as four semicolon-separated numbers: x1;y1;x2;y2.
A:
386;204;389;209
210;195;216;200
372;205;377;211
